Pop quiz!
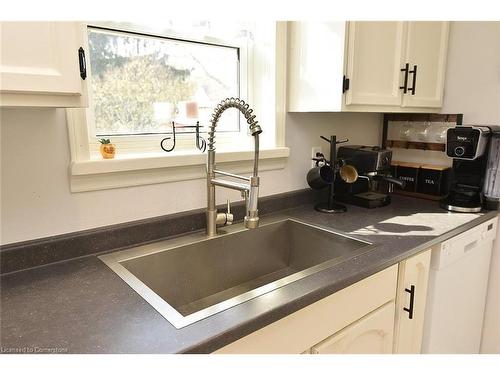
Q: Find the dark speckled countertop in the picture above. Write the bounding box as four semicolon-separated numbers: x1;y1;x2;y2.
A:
1;195;497;353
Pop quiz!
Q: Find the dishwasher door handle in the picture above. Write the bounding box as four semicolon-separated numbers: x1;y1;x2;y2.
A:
404;285;415;319
464;240;478;253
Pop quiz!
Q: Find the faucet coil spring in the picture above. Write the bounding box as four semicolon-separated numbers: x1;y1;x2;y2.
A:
208;98;262;151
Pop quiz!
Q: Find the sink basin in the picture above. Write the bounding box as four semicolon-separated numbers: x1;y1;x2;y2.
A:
99;218;373;328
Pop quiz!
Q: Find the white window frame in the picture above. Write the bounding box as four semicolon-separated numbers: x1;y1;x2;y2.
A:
67;21;289;193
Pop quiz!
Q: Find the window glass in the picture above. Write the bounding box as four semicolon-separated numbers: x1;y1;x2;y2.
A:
88;28;240;136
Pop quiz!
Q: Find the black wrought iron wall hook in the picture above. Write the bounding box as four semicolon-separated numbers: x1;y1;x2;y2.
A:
160;121;207;153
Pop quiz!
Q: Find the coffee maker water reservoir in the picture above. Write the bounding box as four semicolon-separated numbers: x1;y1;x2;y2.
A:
483;132;500;210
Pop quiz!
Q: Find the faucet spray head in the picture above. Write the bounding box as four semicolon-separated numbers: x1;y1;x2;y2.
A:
249;123;262;137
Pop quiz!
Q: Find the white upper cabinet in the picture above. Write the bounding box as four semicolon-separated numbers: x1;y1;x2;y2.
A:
0;22;88;107
287;21;450;113
345;21;406;107
401;22;449;108
287;21;346;112
345;21;450;112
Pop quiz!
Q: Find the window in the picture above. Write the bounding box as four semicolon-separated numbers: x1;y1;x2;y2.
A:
82;22;257;157
67;21;289;192
88;27;240;137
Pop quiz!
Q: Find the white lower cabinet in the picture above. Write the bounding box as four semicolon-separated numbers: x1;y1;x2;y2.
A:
214;252;434;354
393;249;432;353
215;265;398;354
310;302;395;354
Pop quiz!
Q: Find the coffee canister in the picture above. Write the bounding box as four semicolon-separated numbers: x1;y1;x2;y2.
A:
392;161;420;192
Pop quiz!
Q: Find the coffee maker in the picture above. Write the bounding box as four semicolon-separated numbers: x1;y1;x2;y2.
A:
441;125;500;212
334;145;405;208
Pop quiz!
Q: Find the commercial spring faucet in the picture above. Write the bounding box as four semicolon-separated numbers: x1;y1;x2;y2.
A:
206;98;262;236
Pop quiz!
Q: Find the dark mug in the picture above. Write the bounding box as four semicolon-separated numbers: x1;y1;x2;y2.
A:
307;165;334;190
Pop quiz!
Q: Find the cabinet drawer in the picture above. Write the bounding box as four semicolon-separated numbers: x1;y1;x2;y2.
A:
215;265;398;354
311;301;395;354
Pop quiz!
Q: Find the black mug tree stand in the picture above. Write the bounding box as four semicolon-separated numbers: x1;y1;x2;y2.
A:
315;135;348;214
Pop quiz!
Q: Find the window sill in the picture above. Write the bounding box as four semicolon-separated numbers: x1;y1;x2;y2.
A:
70;147;290;192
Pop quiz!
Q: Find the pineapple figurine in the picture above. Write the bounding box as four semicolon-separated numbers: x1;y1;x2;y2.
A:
99;138;116;159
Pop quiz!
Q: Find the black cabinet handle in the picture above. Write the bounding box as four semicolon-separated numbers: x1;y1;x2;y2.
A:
400;63;409;93
342;75;350;93
78;47;87;80
403;285;415;319
408;65;417;95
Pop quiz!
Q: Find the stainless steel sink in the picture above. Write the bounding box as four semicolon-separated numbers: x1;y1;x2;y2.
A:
99;218;374;328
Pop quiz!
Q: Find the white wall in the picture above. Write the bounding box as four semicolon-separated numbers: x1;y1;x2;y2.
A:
439;21;500;354
0;109;381;244
3;21;499;246
442;21;500;124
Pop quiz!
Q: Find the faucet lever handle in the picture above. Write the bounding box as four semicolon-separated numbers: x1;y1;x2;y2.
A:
225;199;234;225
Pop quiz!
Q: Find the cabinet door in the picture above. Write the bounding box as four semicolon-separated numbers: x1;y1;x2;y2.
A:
287;22;346;112
310;302;395;354
393;249;432;354
345;21;406;107
401;22;449;108
0;22;87;107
